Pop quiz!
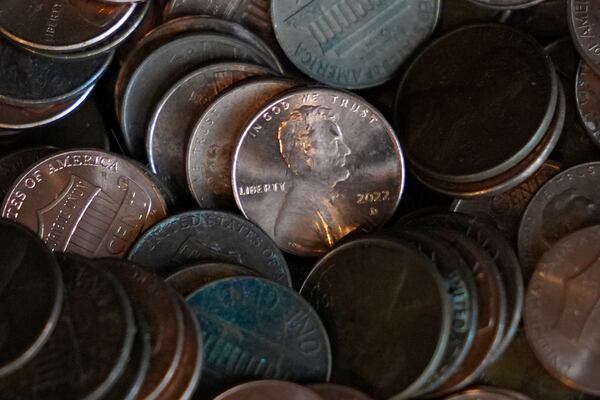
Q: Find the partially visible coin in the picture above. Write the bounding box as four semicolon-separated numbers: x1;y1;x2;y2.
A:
2;149;168;258
0;147;58;202
545;37;579;81
0;219;63;377
467;0;544;10
525;225;600;395
300;237;451;399
214;380;324;400
445;387;517;399
186;76;298;209
188;276;331;396
165;262;258;298
568;0;600;75
233;87;404;256
438;1;504;33
127;210;291;286
500;0;569;37
518;162;600;281
272;0;440;88
575;62;600;147
308;383;374;400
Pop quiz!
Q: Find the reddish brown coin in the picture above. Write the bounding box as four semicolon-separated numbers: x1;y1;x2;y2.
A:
214;380;324;400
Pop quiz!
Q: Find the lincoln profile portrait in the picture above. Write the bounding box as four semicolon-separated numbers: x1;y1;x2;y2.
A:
274;105;355;255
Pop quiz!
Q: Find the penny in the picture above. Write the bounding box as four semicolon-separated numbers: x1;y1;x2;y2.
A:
568;0;600;75
186;76;298;209
233;87;404;256
0;219;63;377
412;79;565;197
308;384;374;400
396;24;558;184
156;297;202;400
1;149;168;258
404;213;520;362
484;387;535;400
115;15;284;117
272;0;440;88
0;146;58;202
120;33;280;160
518;162;600;281
545;37;579;81
0;0;136;53
451;161;561;245
164;0;276;46
0;254;136;399
575;62;600;148
500;0;569;37
0;84;94;130
127;210;291;286
96;259;185;400
467;0;544;9
165;262;258;298
524;225;600;395
425;229;506;395
300;237;451;399
479;328;595;400
438;0;504;33
188;276;331;396
445;387;515;399
214;380;324;400
393;229;479;395
147;62;273;204
0;38;111;106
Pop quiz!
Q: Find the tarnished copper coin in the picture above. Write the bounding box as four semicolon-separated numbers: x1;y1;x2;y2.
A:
525;225;600;395
214;380;324;400
165;262;258;298
1;149;168;258
233;87;404;256
308;384;374;400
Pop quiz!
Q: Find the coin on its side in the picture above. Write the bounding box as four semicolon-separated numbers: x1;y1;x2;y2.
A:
1;149;168;258
187;76;298;209
233;87;404;256
525;225;600;396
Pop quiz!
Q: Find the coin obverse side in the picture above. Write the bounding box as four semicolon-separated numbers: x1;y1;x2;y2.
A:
1;149;168;259
300;237;451;399
233;87;404;256
187;277;331;396
271;0;441;88
525;225;600;396
127;210;292;287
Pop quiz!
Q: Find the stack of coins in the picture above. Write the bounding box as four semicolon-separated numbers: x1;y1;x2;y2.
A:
2;0;600;399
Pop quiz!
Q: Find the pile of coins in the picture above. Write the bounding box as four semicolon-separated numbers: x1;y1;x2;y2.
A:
2;0;600;399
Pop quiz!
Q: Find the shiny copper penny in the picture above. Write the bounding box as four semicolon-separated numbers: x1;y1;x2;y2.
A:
1;149;167;258
214;380;324;400
525;225;600;395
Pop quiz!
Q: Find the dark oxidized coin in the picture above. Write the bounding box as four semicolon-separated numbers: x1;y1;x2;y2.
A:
95;259;185;400
525;225;600;395
0;254;136;399
308;384;374;400
186;76;298;209
233;87;404;257
272;0;441;88
545;37;579;81
425;229;506;395
575;62;600;147
165;262;258;298
500;0;569;37
0;219;63;377
451;161;561;245
0;146;58;202
1;149;168;259
568;0;600;75
214;380;324;400
467;0;543;9
393;229;479;395
438;0;504;33
188;276;331;396
120;32;281;160
300;237;451;399
518;162;600;281
396;24;557;184
147;62;273;203
0;0;136;53
128;210;291;286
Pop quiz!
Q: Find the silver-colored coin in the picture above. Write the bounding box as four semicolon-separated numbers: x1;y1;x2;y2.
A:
271;0;441;88
0;0;136;53
233;87;404;256
568;0;600;76
147;62;273;204
186;76;298;209
518;162;600;282
1;149;168;258
120;32;280;160
575;61;600;148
